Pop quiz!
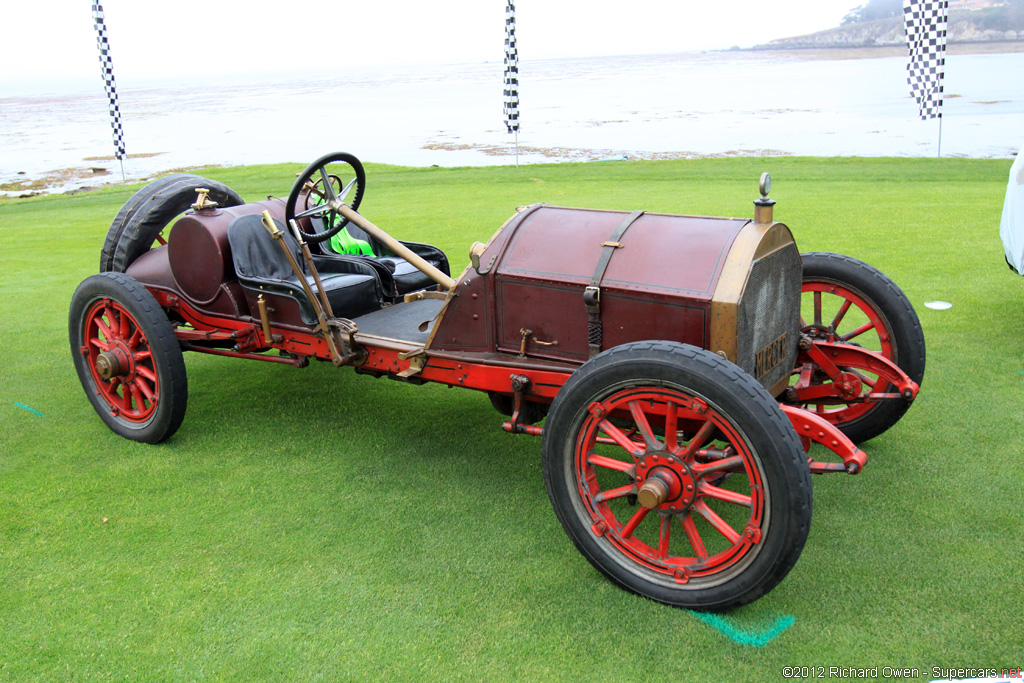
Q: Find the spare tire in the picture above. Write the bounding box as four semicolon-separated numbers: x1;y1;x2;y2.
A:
100;174;244;273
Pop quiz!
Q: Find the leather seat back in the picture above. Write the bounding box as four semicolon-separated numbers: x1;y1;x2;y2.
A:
227;214;384;323
229;215;304;285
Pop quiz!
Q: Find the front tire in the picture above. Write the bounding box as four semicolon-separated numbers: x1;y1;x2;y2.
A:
798;252;926;444
542;341;812;611
69;272;188;443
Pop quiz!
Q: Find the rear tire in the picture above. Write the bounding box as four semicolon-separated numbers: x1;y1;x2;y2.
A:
70;272;187;443
542;341;812;611
100;174;243;273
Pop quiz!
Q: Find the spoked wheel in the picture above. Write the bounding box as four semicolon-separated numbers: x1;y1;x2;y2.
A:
285;152;365;244
543;341;812;611
69;272;187;443
100;174;243;273
796;252;926;444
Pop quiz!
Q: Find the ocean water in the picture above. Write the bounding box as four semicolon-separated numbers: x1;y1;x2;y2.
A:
1;50;1022;194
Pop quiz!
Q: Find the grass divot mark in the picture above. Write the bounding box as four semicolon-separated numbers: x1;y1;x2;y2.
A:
687;611;795;646
13;402;43;417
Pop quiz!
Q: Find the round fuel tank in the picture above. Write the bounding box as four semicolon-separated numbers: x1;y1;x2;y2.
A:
167;198;289;306
167;211;233;304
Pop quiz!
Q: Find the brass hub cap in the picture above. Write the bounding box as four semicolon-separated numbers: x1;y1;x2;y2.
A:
95;348;130;381
634;452;696;511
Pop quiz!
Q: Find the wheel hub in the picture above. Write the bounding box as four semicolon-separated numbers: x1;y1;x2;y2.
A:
95;347;131;381
833;371;863;399
634;452;696;511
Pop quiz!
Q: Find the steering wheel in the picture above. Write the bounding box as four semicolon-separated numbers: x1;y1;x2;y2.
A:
284;152;366;244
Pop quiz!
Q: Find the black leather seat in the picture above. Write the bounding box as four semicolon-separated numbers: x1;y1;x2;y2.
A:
228;214;383;323
314;219;450;298
376;255;445;296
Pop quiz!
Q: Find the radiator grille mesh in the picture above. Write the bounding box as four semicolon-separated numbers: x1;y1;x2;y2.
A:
736;245;802;392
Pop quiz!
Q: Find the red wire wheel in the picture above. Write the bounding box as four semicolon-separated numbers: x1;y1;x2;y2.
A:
577;387;766;578
543;342;811;611
81;298;160;422
797;252;926;444
70;273;187;443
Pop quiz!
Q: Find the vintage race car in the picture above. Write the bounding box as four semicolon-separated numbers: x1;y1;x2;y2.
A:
69;152;925;611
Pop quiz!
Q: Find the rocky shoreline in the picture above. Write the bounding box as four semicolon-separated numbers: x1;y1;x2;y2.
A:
755;14;1023;51
0;153;173;199
747;41;1024;62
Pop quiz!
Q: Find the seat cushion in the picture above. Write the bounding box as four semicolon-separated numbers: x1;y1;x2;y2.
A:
378;257;439;295
316;224;451;298
319;272;381;320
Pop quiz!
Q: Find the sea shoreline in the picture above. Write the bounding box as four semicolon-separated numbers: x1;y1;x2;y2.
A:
2;45;1021;199
747;40;1024;60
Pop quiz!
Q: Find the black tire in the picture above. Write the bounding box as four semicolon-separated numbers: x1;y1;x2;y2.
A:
542;341;812;611
100;174;244;273
799;252;926;444
69;272;188;443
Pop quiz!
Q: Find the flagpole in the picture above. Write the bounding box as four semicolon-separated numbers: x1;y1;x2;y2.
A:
504;0;519;168
903;0;948;160
92;1;127;187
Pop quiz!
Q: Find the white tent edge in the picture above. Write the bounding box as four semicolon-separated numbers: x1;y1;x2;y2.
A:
999;143;1024;274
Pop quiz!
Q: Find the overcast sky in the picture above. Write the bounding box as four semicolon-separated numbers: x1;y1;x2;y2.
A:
1;0;861;88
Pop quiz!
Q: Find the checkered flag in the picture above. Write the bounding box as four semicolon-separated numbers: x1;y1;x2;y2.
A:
92;1;126;161
503;0;519;134
903;0;948;120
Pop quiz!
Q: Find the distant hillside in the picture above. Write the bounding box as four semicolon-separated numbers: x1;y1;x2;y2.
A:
756;1;1024;49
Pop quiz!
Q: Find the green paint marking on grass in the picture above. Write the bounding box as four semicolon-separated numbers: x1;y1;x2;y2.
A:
14;402;43;417
688;611;795;646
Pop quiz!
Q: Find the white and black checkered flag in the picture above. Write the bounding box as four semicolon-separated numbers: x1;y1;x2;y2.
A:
903;0;948;120
503;0;519;134
92;1;126;161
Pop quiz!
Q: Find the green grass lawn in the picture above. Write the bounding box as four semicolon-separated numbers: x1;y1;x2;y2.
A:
1;157;1021;681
